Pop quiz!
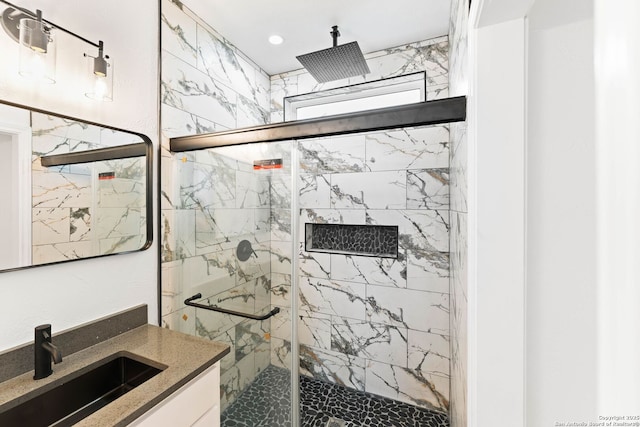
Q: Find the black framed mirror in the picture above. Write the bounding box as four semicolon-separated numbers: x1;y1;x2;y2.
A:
0;99;153;272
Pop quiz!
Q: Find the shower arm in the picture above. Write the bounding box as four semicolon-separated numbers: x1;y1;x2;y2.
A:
184;293;281;321
331;25;340;47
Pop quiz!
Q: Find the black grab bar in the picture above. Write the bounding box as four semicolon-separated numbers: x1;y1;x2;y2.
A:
184;293;280;321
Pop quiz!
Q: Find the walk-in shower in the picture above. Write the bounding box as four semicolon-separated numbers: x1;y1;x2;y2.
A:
166;98;465;427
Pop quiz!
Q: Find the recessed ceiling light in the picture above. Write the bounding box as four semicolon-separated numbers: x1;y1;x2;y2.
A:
268;35;284;45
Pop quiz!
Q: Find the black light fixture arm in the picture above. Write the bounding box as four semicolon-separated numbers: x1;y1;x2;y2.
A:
0;0;100;48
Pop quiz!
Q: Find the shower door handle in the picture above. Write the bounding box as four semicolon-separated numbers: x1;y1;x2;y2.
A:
184;293;280;321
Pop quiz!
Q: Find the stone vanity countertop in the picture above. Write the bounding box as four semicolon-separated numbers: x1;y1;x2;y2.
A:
0;324;230;427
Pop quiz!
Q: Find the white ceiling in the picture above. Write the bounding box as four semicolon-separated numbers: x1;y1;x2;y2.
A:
180;0;452;75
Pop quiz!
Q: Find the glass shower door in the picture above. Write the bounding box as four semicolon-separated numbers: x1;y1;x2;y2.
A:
170;141;298;426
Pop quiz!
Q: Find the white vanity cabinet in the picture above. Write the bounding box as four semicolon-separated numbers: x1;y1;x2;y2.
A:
128;362;220;427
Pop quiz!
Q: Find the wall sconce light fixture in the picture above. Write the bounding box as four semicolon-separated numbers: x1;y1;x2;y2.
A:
0;0;114;100
84;41;113;101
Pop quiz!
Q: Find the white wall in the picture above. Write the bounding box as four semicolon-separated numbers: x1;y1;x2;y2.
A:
594;0;640;411
470;0;617;425
0;0;158;350
526;12;597;426
472;17;527;427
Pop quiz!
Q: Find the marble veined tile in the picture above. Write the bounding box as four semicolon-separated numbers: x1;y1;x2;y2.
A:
69;207;91;242
270;72;298;117
212;328;235;374
270;307;292;341
365;126;449;172
161;260;183;316
99;235;146;255
161;306;196;336
365;360;449;412
407;250;450;294
31;113;101;144
449;0;469;99
236;243;270;285
194;147;239;170
162;53;237;129
365;39;449;82
161;104;220;139
270;337;292;370
235;319;269;363
271;208;291;242
94;208;142;239
197;25;258;102
450;210;468;427
32;208;71;245
407;169;450;210
450;121;468;214
179;160;236;209
299;243;331;280
300;345;366;391
219;349;256;411
32;241;92;265
330;253;406;288
195;297;244;340
161;209;196;261
270;273;291;308
408;330;450;378
97;157;145;181
237;93;270;128
366;209;449;253
428;84;449;101
270;240;292;275
31;135;69;173
331;318;408;367
161;0;197;67
195;208;253;254
98;178;145;209
181;250;237;298
299;208;366;232
367;285;449;335
298;134;366;174
32;171;91;208
269;172;292;209
299;174;331;208
331;171;406;209
236;170;270;208
299;310;332;350
298;277;367;320
296;71;354;97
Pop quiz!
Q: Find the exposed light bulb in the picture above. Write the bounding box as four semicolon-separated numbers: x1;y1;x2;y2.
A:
93;76;108;100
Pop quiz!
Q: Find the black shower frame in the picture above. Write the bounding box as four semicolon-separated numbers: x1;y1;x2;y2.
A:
170;96;466;151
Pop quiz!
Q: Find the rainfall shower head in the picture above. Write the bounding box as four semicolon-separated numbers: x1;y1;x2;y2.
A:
296;25;370;83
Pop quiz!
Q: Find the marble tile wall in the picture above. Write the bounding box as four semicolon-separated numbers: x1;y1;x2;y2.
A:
448;1;470;426
265;127;451;414
159;0;275;412
31;113;146;265
161;0;453;413
270;36;449;123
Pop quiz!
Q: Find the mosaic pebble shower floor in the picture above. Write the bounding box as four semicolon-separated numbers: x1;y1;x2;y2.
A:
221;365;449;427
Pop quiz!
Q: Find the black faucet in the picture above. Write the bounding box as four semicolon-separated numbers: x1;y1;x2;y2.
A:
34;324;63;380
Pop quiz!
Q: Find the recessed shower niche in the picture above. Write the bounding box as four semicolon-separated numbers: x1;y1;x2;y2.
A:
305;223;398;258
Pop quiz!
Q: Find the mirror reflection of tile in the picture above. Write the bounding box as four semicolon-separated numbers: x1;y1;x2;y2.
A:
0;102;151;271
